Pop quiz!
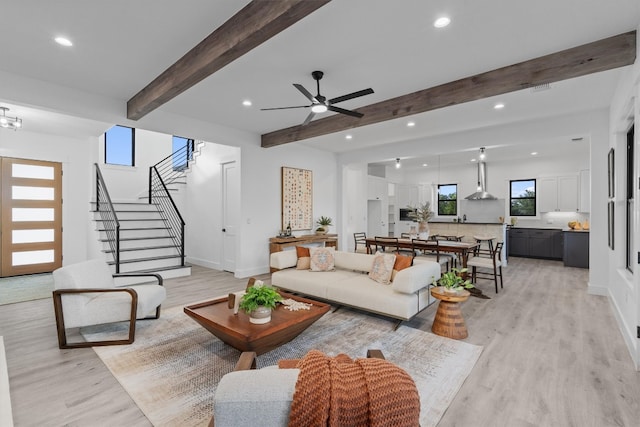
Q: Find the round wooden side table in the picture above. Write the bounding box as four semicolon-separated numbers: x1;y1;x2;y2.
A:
430;287;470;340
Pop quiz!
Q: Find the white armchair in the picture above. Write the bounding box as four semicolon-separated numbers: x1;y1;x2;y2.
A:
52;259;167;349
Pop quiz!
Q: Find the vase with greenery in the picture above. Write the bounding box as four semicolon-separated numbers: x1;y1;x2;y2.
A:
316;216;333;235
239;280;282;324
433;268;475;294
407;202;434;239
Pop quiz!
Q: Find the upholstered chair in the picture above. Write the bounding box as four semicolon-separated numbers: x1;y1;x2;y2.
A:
52;259;166;349
211;349;419;427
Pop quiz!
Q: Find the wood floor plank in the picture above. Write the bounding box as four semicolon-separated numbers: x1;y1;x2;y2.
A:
0;259;638;426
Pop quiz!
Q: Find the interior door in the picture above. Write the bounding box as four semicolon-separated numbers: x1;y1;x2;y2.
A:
367;200;383;237
0;157;62;276
222;161;238;273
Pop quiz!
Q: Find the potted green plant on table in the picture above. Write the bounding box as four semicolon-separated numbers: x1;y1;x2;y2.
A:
407;202;434;239
433;268;474;294
239;280;282;324
316;216;333;235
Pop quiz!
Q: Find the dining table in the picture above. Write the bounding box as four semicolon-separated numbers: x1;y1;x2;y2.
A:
365;237;479;268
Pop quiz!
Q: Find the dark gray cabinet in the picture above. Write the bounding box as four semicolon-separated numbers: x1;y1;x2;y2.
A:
563;231;589;268
508;228;563;260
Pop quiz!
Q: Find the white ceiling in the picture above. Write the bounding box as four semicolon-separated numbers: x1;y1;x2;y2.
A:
0;0;638;166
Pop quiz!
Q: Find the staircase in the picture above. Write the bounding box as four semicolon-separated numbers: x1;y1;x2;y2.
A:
91;141;204;280
93;201;191;278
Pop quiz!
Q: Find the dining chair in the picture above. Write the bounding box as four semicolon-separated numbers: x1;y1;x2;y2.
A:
466;241;504;293
411;238;452;271
353;232;367;253
374;236;400;254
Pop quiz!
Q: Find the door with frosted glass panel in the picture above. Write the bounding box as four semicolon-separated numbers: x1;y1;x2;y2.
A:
0;158;62;277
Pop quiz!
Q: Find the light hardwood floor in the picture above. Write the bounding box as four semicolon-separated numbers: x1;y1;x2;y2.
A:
1;259;638;426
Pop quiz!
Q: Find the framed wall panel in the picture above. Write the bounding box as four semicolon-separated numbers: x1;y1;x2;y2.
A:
281;167;312;231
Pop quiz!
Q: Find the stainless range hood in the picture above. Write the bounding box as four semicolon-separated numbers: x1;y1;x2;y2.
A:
465;161;497;200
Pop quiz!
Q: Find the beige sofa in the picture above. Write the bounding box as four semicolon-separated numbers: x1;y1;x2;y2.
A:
270;250;441;324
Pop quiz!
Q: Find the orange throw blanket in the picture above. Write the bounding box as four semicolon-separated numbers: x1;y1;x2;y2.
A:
285;350;420;427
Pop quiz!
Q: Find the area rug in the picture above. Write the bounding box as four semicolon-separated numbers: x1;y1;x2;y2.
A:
0;273;53;305
84;306;483;427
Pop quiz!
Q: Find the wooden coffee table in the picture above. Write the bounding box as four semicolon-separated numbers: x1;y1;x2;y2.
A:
184;291;330;355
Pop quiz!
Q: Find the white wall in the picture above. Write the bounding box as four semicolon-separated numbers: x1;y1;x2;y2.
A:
237;143;338;277
607;27;640;369
98;129;173;201
0;129;96;265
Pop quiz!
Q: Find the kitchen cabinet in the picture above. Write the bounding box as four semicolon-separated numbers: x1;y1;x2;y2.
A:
367;176;387;200
396;184;419;209
539;175;578;212
508;228;563;260
563;231;589;268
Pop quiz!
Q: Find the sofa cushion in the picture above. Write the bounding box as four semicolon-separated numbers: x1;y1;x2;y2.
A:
214;368;299;426
310;247;335;272
333;251;376;273
368;252;396;285
391;254;413;282
391;261;441;294
295;246;311;270
272;268;359;300
271;250;298;270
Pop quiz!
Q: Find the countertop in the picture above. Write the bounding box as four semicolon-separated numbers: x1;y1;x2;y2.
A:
427;221;504;225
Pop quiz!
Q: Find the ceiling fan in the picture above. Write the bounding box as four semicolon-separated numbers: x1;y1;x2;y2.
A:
261;71;374;126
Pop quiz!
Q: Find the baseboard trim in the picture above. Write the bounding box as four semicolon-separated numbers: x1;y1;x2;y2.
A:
186;257;221;271
608;291;639;371
234;266;270;279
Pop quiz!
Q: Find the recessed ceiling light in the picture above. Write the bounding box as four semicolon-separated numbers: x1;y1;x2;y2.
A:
407;121;415;127
54;36;73;47
494;103;505;110
345;134;353;140
471;158;477;162
531;152;538;156
434;17;451;28
242;100;252;107
422;163;428;167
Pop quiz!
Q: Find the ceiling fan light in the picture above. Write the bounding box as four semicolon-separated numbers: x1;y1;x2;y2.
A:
311;104;328;113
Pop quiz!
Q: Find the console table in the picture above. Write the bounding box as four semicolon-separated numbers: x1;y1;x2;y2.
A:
269;234;338;255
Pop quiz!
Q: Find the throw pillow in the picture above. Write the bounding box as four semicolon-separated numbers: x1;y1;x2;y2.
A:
368;252;396;285
309;247;336;272
296;246;311;270
391;253;413;282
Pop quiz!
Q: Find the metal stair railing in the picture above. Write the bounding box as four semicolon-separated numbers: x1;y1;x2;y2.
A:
94;163;121;273
151;139;194;186
149;166;186;267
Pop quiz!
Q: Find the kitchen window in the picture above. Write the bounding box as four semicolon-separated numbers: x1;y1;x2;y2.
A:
105;125;135;166
438;184;457;216
510;179;536;216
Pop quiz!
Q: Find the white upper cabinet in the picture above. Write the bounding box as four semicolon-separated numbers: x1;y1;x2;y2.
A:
367;176;387;201
396;184;419;208
539;175;578;212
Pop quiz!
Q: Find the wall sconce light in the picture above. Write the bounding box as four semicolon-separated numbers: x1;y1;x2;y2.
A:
479;147;486;160
0;107;22;130
395;158;401;169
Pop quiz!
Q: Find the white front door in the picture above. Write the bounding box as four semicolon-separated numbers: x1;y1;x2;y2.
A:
222;161;238;273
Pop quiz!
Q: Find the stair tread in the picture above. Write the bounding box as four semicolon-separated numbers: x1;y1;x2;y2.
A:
104;245;178;253
108;254;183;265
95;218;168;222
92;210;165;213
97;227;171;231
100;236;175;242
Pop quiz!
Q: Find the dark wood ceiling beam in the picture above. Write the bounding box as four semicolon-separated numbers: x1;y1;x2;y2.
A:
261;30;636;148
127;0;331;120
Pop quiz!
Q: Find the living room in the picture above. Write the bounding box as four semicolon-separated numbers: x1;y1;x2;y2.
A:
1;1;640;425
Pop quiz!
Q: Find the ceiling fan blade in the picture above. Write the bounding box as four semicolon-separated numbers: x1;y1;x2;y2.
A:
260;105;310;111
293;84;317;103
328;105;364;118
302;111;316;126
328;88;374;104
